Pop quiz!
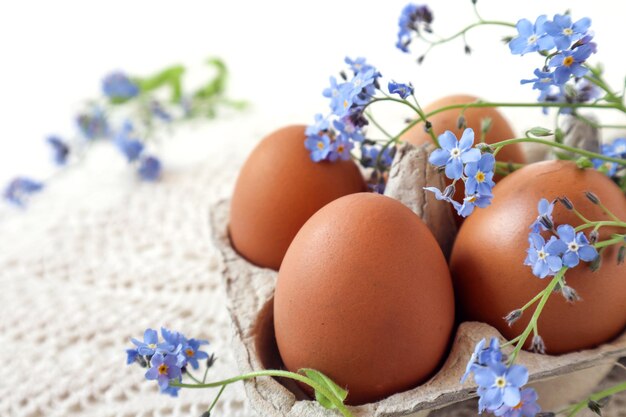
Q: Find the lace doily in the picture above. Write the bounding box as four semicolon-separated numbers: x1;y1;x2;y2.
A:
0;115;624;417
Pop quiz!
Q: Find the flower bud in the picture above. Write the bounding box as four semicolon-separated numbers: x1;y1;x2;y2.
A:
618;246;625;265
443;184;456;199
206;353;217;368
504;309;523;326
585;191;600;205
590;255;602;272
464;45;472;55
457;115;466;130
561;285;581;303
589;230;599;244
424;120;432;130
531;334;546;354
558;196;574;210
539;215;554;231
587;400;603;416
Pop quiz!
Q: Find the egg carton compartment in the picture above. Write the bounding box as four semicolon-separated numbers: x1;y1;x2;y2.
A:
208;143;626;417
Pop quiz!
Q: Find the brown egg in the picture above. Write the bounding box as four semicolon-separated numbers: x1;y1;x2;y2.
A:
450;160;626;354
274;193;455;404
229;125;366;270
402;94;526;224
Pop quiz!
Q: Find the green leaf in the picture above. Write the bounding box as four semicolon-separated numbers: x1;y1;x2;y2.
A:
576;157;594;169
554;151;573;161
300;368;348;410
554;127;564;144
527;127;553;137
194;58;228;100
136;65;186;102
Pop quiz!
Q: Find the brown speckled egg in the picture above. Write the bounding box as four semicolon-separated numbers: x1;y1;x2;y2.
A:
451;160;626;354
274;193;455;405
402;94;526;224
229;125;366;270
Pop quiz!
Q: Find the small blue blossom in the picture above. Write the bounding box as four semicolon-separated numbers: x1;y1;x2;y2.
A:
126;349;140;365
138;155;162;181
475;362;529;410
102;71;140;100
428;128;481;180
396;4;433;53
333;118;365;143
611;138;626;157
47;136;70;165
388;81;414;99
161;378;182;397
509;15;554;55
306;113;330;137
323;77;350;115
145;353;183;390
524;233;564;278
114;121;145;162
362;145;395;169
548;44;593;84
3;177;44;207
329;136;354;161
76;106;109;140
537;85;567;115
544;14;591;50
182;339;210;369
461;338;503;383
348;68;377;105
494;388;541;417
345;57;377;75
521;68;557;91
456;190;493;217
424;185;459;209
131;329;171;356
464;153;495;195
305;134;332;162
529;198;555;233
555;225;598;268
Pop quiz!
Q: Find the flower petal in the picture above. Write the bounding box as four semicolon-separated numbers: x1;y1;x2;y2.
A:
438;131;458;151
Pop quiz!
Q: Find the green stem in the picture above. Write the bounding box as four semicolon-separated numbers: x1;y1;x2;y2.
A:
594;235;625;249
491;137;626;167
170;370;353;417
424;21;515;47
575;221;626;232
564;381;626;416
508;270;564;364
206;385;226;416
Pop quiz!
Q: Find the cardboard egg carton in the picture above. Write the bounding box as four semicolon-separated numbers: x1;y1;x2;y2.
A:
209;143;626;417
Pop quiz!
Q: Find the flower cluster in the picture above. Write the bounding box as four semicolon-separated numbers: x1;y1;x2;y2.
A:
306;57;413;192
395;4;434;54
424;128;495;217
524;198;598;278
126;328;212;397
593;137;626;178
462;338;540;417
511;14;598;113
4;59;239;207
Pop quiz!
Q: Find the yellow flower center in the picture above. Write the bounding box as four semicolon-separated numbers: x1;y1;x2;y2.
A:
186;348;195;357
495;376;507;388
343;99;349;109
563;56;575;67
475;171;486;183
451;148;461;158
527;35;538;44
158;363;169;375
337;145;345;153
537;250;547;260
317;141;325;150
563;28;574;36
148;343;157;349
513;401;524;410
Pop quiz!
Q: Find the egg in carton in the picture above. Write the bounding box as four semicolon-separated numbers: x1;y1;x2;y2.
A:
209;142;625;417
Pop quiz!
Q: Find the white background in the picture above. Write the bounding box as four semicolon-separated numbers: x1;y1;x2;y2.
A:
1;0;625;187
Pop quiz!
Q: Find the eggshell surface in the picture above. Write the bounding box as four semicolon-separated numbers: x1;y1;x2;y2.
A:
274;192;455;404
229;125;366;270
451;160;626;354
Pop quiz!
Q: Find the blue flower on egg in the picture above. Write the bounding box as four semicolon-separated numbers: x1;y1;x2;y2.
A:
554;225;598;268
305;134;332;162
509;15;554;55
544;14;591;50
529;198;555;233
464;153;495;195
428;128;481;180
456;190;493;218
329;136;354;161
306;113;330;137
524;233;564;278
333;119;365;143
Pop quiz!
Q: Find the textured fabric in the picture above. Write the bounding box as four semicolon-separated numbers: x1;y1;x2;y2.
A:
0;116;624;417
